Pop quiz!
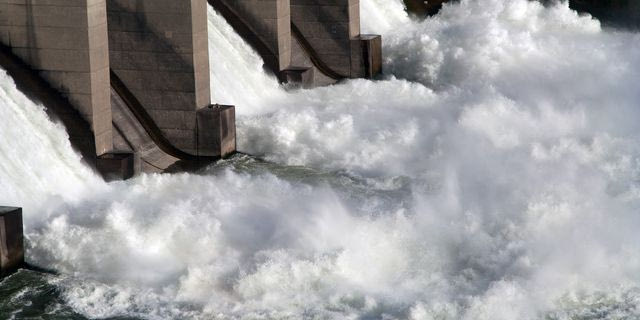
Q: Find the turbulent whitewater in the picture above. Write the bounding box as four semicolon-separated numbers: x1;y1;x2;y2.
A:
2;0;640;319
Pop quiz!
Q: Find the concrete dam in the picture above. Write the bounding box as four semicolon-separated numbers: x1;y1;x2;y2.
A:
0;0;381;180
3;0;640;318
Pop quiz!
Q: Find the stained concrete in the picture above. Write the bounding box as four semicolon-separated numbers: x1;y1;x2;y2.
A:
213;0;381;85
111;87;180;173
290;0;359;78
196;104;236;158
0;0;234;178
0;207;23;277
0;41;97;168
351;34;381;79
96;152;134;181
107;0;211;155
218;0;291;71
0;0;112;155
281;66;315;88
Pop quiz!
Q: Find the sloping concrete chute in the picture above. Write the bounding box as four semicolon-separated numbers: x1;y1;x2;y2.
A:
0;0;381;180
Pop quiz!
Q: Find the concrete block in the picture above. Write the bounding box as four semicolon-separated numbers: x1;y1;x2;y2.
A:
281;66;315;88
351;34;381;78
0;206;24;277
196;105;236;158
96;152;134;181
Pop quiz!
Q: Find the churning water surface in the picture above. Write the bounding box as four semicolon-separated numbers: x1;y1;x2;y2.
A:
2;0;640;319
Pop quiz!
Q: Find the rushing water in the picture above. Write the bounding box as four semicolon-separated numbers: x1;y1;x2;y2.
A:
2;0;640;319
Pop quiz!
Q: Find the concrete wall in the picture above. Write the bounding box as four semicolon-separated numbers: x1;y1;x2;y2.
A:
107;0;210;154
290;0;359;77
0;207;23;276
0;0;112;155
220;0;291;71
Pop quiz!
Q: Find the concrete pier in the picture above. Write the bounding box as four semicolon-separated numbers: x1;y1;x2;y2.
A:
289;0;382;81
196;104;236;158
0;0;236;178
0;0;112;155
0;207;24;277
107;0;211;155
290;0;359;78
213;0;381;86
217;0;291;72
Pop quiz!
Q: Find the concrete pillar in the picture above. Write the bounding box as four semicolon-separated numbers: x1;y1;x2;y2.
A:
290;0;380;79
107;0;211;154
350;34;381;79
0;0;113;155
290;0;359;77
0;207;24;277
220;0;291;71
196;104;236;158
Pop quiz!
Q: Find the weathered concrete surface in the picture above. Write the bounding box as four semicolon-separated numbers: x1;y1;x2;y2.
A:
111;87;180;173
0;207;24;277
281;66;315;88
351;34;381;79
107;0;211;155
0;41;98;168
290;0;359;78
289;32;334;86
289;0;381;81
0;0;113;155
96;152;134;181
212;0;380;85
218;0;291;71
196;105;236;158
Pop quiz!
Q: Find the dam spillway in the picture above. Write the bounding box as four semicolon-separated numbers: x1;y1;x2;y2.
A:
0;0;381;178
2;0;640;319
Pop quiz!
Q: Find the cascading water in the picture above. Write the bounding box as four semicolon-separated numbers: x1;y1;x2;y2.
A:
2;0;640;319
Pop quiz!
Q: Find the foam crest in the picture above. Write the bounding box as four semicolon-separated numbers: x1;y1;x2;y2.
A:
0;70;105;225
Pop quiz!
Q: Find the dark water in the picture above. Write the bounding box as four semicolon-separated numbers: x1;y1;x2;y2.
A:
0;270;90;320
0;156;416;320
3;269;640;320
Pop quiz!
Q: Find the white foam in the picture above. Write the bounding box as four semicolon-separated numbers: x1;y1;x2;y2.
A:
2;0;640;319
0;70;106;226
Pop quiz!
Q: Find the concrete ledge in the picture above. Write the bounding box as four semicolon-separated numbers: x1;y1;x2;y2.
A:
281;66;315;88
196;105;236;158
96;152;134;181
0;207;24;277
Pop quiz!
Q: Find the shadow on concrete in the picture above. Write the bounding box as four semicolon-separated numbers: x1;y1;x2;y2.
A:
208;0;281;76
0;43;97;169
107;0;194;79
